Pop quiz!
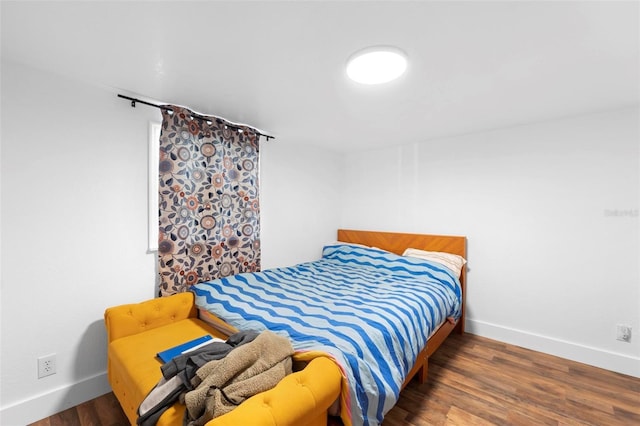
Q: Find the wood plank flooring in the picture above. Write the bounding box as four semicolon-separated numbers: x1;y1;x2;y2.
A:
29;333;639;426
385;334;639;425
28;391;128;426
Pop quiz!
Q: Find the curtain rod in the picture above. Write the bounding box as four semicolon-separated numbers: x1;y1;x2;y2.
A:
117;94;274;141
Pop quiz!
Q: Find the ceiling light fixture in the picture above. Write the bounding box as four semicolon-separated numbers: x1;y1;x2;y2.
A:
346;46;408;85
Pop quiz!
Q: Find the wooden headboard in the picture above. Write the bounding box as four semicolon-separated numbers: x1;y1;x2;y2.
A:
337;229;466;258
337;229;467;332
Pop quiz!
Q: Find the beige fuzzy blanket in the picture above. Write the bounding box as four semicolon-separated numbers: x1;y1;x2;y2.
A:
182;330;293;426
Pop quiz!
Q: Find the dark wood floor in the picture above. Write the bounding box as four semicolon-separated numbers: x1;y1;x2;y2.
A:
28;391;128;426
30;333;639;426
385;334;639;425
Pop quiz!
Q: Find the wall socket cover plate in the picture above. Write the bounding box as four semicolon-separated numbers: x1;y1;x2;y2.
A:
38;354;56;378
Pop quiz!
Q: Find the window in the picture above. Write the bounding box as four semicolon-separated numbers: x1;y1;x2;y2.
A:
148;121;161;252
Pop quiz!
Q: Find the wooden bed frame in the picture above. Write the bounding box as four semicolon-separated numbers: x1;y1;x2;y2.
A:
337;229;467;388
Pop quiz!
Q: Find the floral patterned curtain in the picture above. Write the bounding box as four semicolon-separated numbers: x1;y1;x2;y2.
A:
157;105;261;296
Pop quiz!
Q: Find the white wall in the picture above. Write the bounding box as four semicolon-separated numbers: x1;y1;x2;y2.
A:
260;140;343;268
0;61;158;424
340;108;640;377
0;61;342;424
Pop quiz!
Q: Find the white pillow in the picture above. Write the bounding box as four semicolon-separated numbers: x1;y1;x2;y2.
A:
402;248;466;278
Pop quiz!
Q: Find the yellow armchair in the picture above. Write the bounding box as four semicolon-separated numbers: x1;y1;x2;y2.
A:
105;292;342;426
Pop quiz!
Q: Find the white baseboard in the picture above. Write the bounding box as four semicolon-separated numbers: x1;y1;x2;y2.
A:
466;318;640;378
0;372;111;426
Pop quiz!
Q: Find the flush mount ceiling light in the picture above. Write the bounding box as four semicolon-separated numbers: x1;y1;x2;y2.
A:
346;46;408;85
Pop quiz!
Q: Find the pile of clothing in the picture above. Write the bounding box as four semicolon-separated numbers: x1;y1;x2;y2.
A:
137;330;294;426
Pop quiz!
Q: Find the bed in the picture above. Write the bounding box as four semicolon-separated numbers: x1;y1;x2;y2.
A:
192;229;467;426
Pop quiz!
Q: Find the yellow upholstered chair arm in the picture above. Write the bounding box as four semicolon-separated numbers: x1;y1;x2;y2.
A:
208;356;342;426
104;292;197;343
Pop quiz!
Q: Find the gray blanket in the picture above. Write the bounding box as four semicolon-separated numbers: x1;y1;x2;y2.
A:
137;330;259;426
182;330;294;426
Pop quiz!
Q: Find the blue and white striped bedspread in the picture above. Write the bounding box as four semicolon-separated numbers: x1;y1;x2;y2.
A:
192;243;462;426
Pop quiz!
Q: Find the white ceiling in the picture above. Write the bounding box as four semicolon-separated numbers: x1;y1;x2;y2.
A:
2;1;638;152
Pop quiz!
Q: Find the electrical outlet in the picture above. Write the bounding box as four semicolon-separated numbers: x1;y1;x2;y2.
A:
37;354;56;378
616;324;632;343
